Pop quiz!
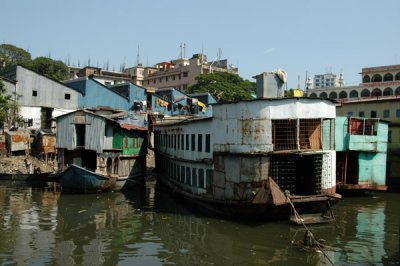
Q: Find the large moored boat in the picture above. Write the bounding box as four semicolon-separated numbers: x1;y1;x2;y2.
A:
151;71;341;222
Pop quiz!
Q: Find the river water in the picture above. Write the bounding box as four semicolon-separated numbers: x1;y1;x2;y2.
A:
0;179;398;265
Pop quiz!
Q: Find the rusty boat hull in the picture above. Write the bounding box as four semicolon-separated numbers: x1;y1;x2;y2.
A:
157;174;341;222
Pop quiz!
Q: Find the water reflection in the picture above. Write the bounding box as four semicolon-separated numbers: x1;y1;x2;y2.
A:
0;181;398;265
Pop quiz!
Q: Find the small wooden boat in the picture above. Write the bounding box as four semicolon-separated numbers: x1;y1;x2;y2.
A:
57;164;116;193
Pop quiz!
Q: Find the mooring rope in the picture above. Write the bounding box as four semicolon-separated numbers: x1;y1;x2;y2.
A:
285;191;335;266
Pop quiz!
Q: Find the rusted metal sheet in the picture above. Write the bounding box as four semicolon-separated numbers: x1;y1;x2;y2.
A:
5;131;30;152
41;135;56;153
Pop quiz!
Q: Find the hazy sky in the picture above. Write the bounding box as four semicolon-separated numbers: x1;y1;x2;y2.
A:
2;0;399;88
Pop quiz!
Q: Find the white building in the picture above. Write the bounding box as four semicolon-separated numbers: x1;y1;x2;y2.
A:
312;73;344;89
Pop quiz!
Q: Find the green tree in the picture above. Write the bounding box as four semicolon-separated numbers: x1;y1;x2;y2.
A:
24;57;70;81
188;72;256;102
0;44;31;70
0;80;22;128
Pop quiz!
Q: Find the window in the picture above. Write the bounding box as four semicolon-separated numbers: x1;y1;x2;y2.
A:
183;72;188;77
205;134;210;153
388;130;392;143
347;112;353;117
206;169;212;189
32;90;37;96
181;135;184;149
177;134;180;150
176;164;180;180
174;134;177;150
186;134;189;150
383;110;390;118
186;167;191;185
396;109;400;118
192;168;197;187
191;134;195;151
198;134;202;152
180;166;185;183
199;169;205;188
65;93;71;100
370;111;377;118
359;111;365;117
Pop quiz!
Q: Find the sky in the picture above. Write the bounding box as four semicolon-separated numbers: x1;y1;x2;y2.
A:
1;0;400;89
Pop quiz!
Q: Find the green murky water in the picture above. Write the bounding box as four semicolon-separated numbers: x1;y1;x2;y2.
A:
0;179;398;265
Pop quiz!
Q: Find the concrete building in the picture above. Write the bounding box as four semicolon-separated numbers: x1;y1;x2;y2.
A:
308;64;400;101
311;72;344;89
126;53;238;92
69;53;238;93
69;66;131;86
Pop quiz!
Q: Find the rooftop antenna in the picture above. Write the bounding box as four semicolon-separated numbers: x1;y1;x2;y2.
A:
297;75;300;89
183;42;186;58
106;58;109;70
136;45;140;65
123;56;126;71
179;43;183;59
305;71;308;90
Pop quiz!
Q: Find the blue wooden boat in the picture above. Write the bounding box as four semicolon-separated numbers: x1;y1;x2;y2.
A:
58;164;116;193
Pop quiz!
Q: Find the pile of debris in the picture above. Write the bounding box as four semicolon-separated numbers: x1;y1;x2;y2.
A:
0;155;56;174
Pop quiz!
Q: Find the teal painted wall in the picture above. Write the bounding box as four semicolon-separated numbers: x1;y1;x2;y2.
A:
358;152;387;185
336;117;388;186
335;116;349;151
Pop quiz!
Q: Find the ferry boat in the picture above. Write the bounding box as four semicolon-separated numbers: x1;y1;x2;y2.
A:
151;71;341;223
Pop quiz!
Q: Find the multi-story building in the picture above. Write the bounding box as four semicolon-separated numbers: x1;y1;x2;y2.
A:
307;64;400;100
311;72;344;89
69;53;238;93
69;66;131;86
125;53;238;92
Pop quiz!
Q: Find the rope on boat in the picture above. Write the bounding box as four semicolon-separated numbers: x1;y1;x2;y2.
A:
285;190;334;266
